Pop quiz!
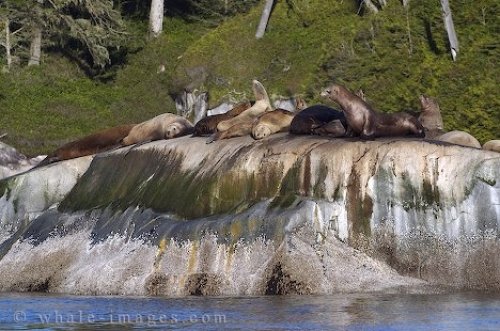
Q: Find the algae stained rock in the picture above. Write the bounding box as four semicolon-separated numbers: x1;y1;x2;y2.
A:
0;134;499;295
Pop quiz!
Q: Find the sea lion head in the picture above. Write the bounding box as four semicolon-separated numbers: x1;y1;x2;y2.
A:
165;122;185;138
294;97;308;112
320;84;344;102
251;123;272;140
419;95;440;113
419;94;429;109
419;94;427;104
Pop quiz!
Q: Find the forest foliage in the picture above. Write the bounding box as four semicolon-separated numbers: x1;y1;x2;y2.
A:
0;0;498;155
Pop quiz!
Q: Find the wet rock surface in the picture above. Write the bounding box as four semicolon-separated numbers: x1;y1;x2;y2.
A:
0;134;499;295
0;142;44;180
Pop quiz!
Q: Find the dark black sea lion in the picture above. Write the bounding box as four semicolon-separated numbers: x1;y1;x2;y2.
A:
289;105;347;137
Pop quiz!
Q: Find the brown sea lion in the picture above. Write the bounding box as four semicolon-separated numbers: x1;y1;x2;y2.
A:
295;97;308;112
192;101;251;136
355;89;366;101
436;130;481;148
483;140;500;153
419;95;445;139
251;108;295;140
217;80;272;132
122;113;194;146
289;105;347;137
417;95;482;148
208;122;254;143
37;124;135;166
321;84;424;139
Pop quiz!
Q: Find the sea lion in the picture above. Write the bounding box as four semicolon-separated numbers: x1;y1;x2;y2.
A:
294;97;308;112
483;140;500;153
217;80;272;132
122;113;194;146
312;119;348;137
417;95;483;148
321;84;424;139
289;105;347;137
208;122;254;143
419;95;445;139
251;108;295;140
192;101;251;136
37;124;135;166
355;89;366;101
436;130;481;148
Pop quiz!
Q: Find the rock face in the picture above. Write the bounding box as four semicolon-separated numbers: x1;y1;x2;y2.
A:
0;142;44;180
0;134;499;296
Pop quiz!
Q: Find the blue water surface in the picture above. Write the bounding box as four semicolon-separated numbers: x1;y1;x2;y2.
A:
1;292;500;330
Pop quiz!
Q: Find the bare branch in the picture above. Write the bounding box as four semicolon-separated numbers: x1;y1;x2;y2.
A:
11;27;24;35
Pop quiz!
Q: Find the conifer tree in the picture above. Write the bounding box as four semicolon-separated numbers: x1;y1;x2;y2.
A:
0;0;125;69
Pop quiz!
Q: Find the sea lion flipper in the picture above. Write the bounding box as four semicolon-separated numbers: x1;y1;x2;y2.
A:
252;80;272;111
345;126;355;137
31;155;60;169
206;134;218;144
313;120;347;137
123;139;152;157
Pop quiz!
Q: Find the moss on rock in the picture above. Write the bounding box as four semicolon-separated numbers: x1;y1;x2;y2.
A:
59;148;286;219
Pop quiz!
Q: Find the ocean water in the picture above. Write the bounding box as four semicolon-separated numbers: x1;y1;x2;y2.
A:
1;292;500;330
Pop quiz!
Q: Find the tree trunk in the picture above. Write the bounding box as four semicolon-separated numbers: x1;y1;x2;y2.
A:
255;0;274;39
402;0;410;6
363;0;379;13
149;0;164;38
440;0;459;61
5;18;12;69
28;27;42;66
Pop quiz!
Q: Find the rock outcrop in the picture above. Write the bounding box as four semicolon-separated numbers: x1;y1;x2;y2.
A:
0;142;44;180
0;134;499;295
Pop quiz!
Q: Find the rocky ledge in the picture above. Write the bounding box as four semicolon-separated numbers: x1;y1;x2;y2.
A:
0;134;498;295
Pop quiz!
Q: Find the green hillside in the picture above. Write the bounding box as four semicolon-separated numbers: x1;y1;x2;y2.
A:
0;0;498;156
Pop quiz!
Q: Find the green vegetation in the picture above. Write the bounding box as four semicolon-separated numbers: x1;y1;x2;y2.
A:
0;0;498;156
